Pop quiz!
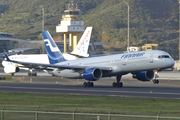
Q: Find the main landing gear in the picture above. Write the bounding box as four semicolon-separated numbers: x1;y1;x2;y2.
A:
28;70;37;76
28;72;37;76
112;75;123;88
83;82;94;87
153;71;159;84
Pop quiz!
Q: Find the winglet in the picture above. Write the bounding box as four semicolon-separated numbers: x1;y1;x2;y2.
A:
3;49;11;61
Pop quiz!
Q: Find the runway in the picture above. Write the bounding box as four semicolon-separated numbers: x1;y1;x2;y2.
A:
0;67;180;99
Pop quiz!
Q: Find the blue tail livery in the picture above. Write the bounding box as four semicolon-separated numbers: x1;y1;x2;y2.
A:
42;30;66;64
3;49;11;61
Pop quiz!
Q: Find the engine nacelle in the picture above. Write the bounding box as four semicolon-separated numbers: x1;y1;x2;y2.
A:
83;67;102;81
4;66;20;74
133;71;154;81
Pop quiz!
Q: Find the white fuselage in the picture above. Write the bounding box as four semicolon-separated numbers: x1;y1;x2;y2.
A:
2;53;78;73
51;50;174;78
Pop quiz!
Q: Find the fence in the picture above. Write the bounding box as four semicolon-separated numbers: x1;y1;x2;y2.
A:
1;104;180;120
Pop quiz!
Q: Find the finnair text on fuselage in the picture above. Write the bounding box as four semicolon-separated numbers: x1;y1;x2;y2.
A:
121;52;145;59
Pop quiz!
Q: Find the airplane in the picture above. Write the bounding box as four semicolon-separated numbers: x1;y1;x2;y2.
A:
3;30;175;88
2;27;92;76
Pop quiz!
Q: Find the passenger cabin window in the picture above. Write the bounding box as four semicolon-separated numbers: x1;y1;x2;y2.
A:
158;55;170;58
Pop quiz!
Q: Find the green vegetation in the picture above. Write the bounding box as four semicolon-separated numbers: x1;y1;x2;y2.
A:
0;0;179;59
0;92;179;119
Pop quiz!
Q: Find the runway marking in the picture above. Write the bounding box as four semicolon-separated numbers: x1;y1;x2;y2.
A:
160;83;180;87
0;86;180;96
62;84;78;86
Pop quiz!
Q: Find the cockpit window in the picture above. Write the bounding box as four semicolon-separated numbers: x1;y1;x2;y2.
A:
158;55;170;58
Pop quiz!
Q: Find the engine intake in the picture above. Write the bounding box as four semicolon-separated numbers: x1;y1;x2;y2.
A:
133;71;154;81
83;67;102;81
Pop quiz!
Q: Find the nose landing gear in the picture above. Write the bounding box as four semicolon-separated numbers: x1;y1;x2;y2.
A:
153;71;159;84
28;70;37;76
28;72;37;76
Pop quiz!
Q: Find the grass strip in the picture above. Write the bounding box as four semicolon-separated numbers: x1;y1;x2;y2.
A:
0;92;179;119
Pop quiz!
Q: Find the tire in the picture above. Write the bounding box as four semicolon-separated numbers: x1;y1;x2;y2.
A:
83;82;87;87
119;82;123;88
157;80;159;84
90;82;94;87
87;82;91;87
34;73;37;76
153;80;159;84
28;73;31;76
112;82;116;87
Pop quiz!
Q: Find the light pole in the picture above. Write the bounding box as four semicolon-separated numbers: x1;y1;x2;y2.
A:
178;0;180;60
41;6;44;31
41;5;44;54
125;2;130;53
166;41;168;53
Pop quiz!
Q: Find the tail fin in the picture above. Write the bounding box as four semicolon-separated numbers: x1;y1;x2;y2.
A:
71;27;92;57
42;30;66;64
3;49;11;61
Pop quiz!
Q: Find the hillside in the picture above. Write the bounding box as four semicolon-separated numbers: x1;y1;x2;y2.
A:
0;0;179;59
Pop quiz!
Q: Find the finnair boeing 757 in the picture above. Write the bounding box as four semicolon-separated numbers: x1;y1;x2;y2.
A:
3;30;175;88
2;27;92;76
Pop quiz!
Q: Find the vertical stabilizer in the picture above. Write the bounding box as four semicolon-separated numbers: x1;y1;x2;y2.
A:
42;31;66;64
71;27;92;57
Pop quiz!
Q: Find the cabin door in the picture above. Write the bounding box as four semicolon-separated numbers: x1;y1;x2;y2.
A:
150;54;154;63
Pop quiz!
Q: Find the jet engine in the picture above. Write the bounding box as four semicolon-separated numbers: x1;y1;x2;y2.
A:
4;66;20;74
83;67;102;81
132;70;154;81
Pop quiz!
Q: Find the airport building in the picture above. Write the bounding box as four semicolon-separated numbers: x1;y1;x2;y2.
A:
56;2;84;53
0;32;30;53
0;32;45;63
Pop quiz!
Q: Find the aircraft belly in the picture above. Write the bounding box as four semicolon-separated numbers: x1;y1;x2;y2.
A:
53;69;81;79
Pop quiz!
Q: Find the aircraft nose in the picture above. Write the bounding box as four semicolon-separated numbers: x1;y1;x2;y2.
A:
167;58;175;67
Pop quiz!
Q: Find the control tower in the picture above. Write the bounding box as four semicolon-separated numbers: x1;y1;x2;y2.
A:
56;2;84;53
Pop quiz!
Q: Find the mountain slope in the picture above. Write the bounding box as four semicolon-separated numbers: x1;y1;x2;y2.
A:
0;0;179;59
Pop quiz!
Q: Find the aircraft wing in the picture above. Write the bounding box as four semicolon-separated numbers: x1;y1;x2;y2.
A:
4;57;112;71
3;49;112;71
5;59;112;71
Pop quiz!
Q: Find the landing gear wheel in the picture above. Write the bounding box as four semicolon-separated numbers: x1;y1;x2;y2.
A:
83;82;94;87
153;79;159;84
112;82;123;88
11;73;14;76
119;82;123;88
83;82;87;87
28;72;31;76
90;82;94;87
112;76;123;88
28;72;37;76
113;82;116;87
34;73;37;76
87;82;91;87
